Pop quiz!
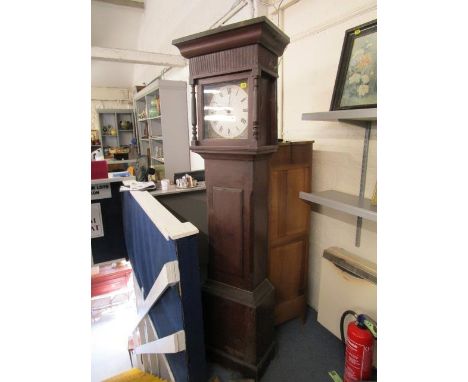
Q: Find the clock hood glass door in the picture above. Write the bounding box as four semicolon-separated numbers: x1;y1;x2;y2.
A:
203;79;249;140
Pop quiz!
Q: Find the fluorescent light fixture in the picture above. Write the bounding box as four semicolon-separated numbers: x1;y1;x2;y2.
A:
204;115;236;122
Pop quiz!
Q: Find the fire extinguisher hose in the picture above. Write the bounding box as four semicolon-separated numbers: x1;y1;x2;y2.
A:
340;310;357;347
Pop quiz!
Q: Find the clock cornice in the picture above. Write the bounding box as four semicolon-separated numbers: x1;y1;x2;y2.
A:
172;16;290;59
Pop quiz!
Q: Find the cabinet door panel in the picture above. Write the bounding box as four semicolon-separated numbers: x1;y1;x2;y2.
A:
285;167;310;237
269;167;310;242
268;239;306;302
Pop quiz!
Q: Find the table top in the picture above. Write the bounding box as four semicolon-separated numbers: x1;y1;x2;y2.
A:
149;182;206;197
91;175;136;185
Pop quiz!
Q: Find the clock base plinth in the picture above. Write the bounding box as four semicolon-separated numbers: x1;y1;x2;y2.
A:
202;279;276;379
206;341;277;380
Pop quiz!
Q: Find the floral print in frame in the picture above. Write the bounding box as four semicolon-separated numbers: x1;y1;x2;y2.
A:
330;20;377;110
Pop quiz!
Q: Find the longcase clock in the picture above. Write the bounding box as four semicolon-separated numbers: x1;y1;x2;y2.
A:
173;17;290;379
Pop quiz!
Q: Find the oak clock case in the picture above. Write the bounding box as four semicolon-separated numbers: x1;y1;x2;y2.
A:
173;17;290;379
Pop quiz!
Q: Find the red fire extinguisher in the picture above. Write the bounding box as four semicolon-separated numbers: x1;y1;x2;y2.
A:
340;310;377;382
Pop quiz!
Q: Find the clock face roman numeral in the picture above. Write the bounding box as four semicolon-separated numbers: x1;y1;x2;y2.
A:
203;80;249;139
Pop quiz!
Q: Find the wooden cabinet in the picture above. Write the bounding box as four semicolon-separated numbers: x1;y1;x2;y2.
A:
268;141;313;325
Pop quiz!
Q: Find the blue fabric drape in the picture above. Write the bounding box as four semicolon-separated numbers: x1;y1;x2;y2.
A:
122;192;206;382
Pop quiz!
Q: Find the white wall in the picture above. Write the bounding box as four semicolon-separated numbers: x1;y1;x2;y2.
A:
278;0;377;309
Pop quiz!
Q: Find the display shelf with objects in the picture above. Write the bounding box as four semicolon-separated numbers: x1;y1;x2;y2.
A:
301;108;377;246
95;109;136;161
133;80;190;181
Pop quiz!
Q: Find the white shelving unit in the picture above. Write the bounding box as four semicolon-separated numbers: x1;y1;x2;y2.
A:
300;108;377;246
95;109;135;159
134;80;190;181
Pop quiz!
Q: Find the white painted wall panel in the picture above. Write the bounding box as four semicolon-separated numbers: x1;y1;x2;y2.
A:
280;0;377;309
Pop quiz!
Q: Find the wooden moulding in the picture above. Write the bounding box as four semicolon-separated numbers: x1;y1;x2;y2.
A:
172;16;290;59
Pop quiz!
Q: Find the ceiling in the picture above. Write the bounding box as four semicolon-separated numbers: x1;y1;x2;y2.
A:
91;0;144;88
91;0;269;89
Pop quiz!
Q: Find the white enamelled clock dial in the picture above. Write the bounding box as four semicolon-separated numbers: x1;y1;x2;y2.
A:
203;80;249;139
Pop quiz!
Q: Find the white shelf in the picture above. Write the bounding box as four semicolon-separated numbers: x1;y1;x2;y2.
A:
299;190;377;222
302;108;376;122
106;159;138;165
91;175;136;185
138;116;161;122
151;157;165;163
150;136;163;141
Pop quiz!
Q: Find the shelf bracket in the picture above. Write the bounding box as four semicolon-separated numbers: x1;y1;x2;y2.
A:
355;121;372;247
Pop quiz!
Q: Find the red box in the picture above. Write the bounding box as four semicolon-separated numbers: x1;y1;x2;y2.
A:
91;263;132;297
91;160;108;180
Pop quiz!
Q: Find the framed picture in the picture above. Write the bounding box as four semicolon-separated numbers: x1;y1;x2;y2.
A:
330;19;377;110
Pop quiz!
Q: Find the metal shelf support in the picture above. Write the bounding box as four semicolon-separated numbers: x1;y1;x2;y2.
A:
355;122;372;247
